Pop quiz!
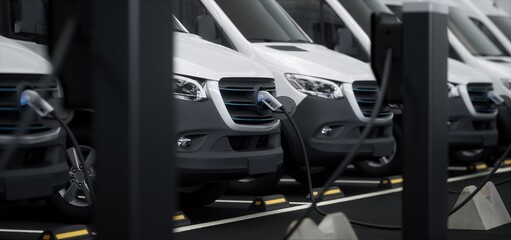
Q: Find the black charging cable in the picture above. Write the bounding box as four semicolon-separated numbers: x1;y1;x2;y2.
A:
283;48;397;240
17;89;96;203
278;108;323;212
281;47;511;238
50;111;96;203
448;144;511;216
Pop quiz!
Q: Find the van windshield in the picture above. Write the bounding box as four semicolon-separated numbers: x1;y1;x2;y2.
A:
449;8;505;57
214;0;311;43
338;0;393;35
489;16;511;42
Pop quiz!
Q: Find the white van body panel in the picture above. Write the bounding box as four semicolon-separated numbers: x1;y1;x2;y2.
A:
448;59;492;85
173;31;280;132
468;0;510;17
454;0;511;65
326;0;491;86
0;35;50;74
174;32;273;81
200;0;390;124
252;43;375;83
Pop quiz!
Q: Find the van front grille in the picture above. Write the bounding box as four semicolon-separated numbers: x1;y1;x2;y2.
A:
0;74;58;134
467;83;497;114
218;78;277;125
352;81;391;118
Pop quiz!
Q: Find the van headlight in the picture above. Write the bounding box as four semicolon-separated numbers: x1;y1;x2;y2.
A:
501;78;511;90
173;75;208;101
284;73;344;99
448;83;460;98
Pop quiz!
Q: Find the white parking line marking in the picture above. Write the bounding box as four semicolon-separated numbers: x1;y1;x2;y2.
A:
174;188;402;233
279;178;296;183
0;228;98;236
215;199;309;205
333;179;380;184
0;228;43;234
447;166;468;171
279;178;380;184
1;167;510;236
447;167;510;182
174;167;511;233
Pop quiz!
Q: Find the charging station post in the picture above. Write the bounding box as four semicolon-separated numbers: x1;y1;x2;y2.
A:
92;0;174;239
402;2;449;239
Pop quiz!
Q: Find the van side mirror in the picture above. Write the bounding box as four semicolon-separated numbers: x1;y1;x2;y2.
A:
13;0;48;44
195;15;219;43
335;27;357;57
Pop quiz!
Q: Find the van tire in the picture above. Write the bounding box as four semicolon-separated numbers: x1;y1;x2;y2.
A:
47;145;95;220
354;123;402;177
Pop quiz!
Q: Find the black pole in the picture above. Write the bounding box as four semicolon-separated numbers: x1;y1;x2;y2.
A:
93;0;174;239
402;2;448;240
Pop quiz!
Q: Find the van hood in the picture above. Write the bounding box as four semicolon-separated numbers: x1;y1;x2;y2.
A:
481;56;511;69
252;43;375;83
474;57;511;79
174;32;272;81
448;59;492;85
0;35;51;74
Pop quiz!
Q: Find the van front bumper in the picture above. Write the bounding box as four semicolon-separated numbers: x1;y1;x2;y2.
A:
0;129;68;201
175;100;283;186
448;97;498;149
281;96;395;167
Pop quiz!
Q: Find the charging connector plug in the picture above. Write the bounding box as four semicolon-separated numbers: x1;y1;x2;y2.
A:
258;91;282;111
488;91;504;105
19;89;55;117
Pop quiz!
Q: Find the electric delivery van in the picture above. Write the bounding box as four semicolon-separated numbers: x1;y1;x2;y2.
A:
2;0;285;218
174;0;395;188
278;0;500;172
384;0;511;163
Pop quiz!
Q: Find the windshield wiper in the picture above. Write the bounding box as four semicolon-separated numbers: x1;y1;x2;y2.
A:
479;53;507;57
247;38;284;42
248;38;310;43
285;39;310;43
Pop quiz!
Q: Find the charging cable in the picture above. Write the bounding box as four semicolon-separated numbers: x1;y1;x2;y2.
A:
283;48;396;240
258;90;324;215
19;89;96;204
448;144;511;216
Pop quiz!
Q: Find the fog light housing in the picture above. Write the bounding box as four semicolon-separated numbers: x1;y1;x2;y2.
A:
177;137;192;148
321;126;333;136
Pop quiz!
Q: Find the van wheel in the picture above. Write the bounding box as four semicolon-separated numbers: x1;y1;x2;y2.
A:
47;145;95;220
178;182;228;208
354;123;401;177
228;168;283;195
453;148;496;165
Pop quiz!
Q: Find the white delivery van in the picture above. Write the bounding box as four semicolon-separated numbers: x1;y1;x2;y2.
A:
171;19;283;208
279;0;499;173
383;0;511;163
174;0;395;188
2;2;285;218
